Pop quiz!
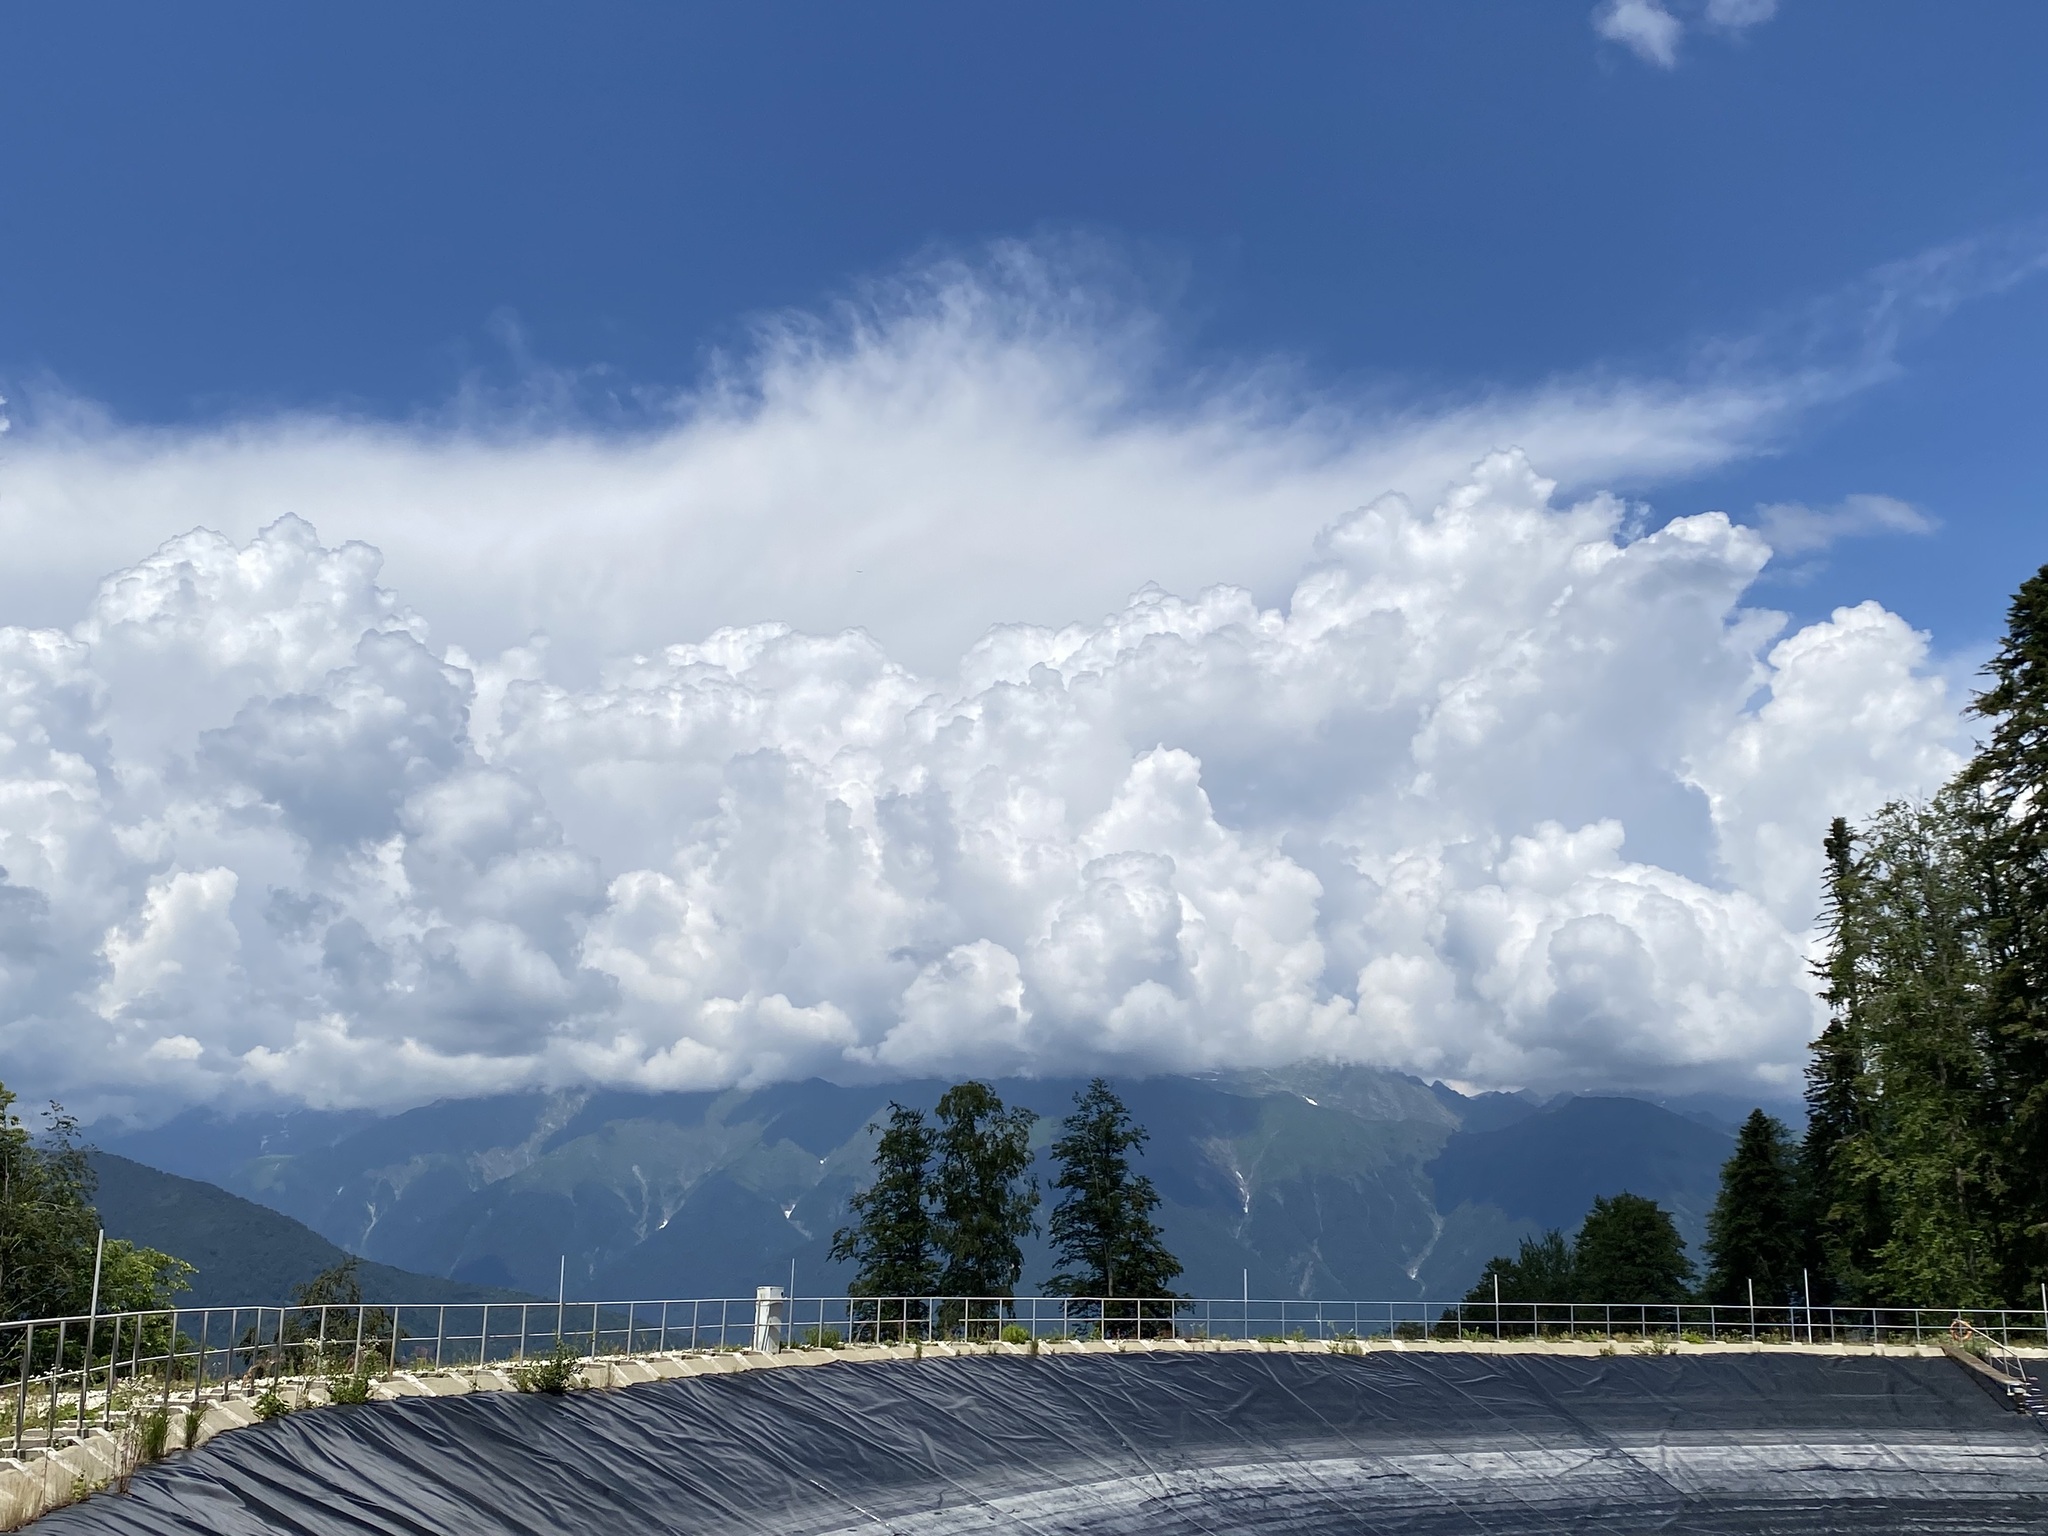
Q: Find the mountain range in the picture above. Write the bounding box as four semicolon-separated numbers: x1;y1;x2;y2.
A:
90;1065;1741;1305
84;1150;534;1309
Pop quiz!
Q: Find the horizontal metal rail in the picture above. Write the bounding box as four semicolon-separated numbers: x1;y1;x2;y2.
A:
7;1292;2046;1457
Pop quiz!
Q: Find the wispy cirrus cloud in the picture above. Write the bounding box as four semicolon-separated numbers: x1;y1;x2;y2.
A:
1757;493;1934;557
0;228;2026;682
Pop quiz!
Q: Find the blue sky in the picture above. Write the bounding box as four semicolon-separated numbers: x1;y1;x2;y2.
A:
4;2;2043;653
0;3;2041;1112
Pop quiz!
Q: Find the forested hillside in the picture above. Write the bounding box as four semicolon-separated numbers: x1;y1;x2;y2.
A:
86;1152;534;1309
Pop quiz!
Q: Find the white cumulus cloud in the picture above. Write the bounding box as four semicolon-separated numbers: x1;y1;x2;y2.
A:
0;439;1962;1117
1596;0;1685;68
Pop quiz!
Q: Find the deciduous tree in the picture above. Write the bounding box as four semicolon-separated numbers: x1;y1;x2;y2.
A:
931;1082;1038;1299
1572;1192;1694;1303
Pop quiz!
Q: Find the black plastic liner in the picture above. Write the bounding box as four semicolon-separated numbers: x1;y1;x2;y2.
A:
40;1350;2048;1534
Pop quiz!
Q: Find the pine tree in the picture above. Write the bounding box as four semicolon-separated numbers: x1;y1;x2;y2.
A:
1960;561;2048;1297
1859;795;2002;1305
930;1082;1039;1301
1802;816;1877;1300
1702;1110;1802;1305
1045;1079;1182;1326
1572;1193;1695;1303
829;1103;940;1323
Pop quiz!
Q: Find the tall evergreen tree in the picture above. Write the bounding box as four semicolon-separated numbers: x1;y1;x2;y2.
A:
931;1082;1039;1299
830;1103;940;1307
1572;1193;1695;1303
1960;561;2048;1297
1803;815;1879;1301
1702;1110;1802;1305
1045;1079;1182;1303
1862;795;2002;1305
1805;798;2003;1305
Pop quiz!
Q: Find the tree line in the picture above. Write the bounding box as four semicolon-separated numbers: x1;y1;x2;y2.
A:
1489;564;2048;1315
830;1078;1183;1321
1794;563;2048;1309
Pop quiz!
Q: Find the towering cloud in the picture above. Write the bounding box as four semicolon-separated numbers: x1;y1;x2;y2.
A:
0;448;1959;1117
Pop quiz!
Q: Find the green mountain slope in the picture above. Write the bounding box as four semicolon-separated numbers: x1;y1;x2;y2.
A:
92;1068;1734;1305
85;1152;536;1309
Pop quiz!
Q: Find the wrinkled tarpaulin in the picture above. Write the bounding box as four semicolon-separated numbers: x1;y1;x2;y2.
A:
38;1351;2048;1534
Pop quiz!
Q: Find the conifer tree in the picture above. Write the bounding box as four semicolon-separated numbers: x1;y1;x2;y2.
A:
1960;562;2048;1296
1702;1110;1802;1305
1572;1193;1695;1303
930;1082;1039;1299
829;1103;940;1308
1802;816;1876;1299
1045;1079;1182;1307
1862;795;2002;1304
1805;798;2003;1305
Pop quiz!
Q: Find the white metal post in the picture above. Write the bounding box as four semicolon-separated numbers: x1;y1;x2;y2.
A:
77;1230;104;1434
753;1287;786;1353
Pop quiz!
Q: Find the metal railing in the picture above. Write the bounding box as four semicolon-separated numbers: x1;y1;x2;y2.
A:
8;1292;2047;1458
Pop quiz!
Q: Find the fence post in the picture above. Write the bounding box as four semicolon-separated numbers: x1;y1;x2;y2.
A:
98;1314;121;1428
123;1313;143;1424
192;1312;210;1403
48;1321;64;1440
14;1322;31;1458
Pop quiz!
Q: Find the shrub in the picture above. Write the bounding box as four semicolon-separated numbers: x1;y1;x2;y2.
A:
1000;1324;1031;1345
512;1340;582;1394
182;1402;206;1449
137;1407;170;1464
800;1327;844;1349
253;1388;292;1421
327;1372;373;1405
